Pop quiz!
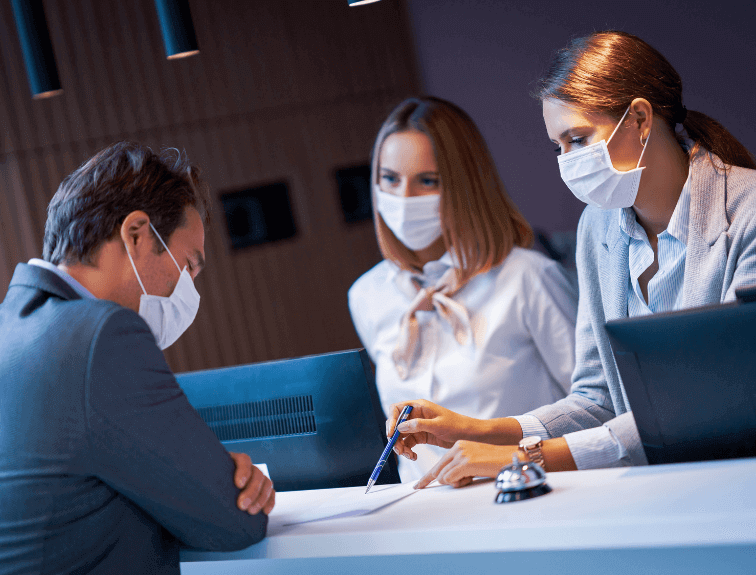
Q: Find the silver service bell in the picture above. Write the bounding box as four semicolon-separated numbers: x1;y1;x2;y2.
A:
495;453;552;503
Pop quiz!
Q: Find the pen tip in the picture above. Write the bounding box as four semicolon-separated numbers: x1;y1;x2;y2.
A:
365;487;370;494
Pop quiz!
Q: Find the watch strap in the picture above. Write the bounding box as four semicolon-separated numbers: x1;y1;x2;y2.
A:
520;438;546;470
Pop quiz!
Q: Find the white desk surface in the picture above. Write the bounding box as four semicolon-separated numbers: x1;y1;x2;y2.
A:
181;457;756;574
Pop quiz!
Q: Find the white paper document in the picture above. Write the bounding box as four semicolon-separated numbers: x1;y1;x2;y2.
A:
276;482;418;525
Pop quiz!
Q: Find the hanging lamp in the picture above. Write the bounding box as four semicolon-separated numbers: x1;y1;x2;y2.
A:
154;0;200;59
11;0;63;99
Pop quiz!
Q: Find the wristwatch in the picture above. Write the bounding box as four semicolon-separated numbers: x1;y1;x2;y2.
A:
519;436;546;470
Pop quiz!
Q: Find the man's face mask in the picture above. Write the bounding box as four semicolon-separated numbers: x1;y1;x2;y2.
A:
124;222;200;349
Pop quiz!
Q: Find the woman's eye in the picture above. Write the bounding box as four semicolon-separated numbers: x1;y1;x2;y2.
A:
381;174;398;184
421;178;439;187
554;135;587;154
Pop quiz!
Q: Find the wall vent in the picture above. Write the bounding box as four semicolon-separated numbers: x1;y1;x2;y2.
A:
196;395;317;441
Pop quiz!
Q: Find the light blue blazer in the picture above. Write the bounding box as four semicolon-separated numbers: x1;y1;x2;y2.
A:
528;152;756;465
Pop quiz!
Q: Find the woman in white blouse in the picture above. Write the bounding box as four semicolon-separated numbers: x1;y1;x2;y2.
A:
348;96;578;481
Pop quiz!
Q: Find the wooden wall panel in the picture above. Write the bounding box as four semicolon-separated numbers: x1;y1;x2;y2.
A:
0;0;419;372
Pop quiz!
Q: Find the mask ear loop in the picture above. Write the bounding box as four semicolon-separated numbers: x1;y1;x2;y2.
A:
149;222;182;273
606;105;632;145
124;243;148;296
636;129;651;169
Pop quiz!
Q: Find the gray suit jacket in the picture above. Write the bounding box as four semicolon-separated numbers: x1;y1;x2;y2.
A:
528;153;756;465
0;264;267;574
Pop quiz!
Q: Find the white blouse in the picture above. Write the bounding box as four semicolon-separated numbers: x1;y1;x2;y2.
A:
348;247;578;481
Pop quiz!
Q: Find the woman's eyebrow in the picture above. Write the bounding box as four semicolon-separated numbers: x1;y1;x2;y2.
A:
559;126;593;140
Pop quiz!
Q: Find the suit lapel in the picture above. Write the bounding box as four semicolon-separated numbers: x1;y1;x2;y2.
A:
682;154;729;308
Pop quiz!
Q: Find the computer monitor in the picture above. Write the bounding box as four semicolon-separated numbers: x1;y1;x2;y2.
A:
176;349;400;491
605;296;756;465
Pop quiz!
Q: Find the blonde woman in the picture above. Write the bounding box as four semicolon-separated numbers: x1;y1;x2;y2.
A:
348;96;578;481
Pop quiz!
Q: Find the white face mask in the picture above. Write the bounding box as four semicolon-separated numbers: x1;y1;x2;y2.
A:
375;187;443;250
125;223;200;350
557;106;650;210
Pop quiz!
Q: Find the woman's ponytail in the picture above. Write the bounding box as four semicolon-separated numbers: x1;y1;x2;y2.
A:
537;31;756;171
681;110;756;170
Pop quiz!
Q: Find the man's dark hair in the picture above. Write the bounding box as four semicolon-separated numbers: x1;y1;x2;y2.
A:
43;141;212;265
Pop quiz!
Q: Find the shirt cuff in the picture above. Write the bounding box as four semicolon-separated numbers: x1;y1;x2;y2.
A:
512;415;550;439
564;425;630;470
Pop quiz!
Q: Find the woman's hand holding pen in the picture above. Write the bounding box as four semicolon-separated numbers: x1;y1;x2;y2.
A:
387;400;533;460
386;399;487;460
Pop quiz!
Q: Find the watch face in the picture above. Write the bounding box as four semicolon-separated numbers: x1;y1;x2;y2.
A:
520;436;542;449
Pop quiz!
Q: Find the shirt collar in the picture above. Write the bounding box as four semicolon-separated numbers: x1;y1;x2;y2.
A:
387;251;456;295
28;259;97;300
617;165;692;246
618;206;640;245
665;167;692;245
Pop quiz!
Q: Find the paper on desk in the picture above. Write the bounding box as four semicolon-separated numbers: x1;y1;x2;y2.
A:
277;482;418;525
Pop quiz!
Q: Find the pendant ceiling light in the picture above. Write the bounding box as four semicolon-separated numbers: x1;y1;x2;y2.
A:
11;0;62;99
154;0;199;60
349;0;382;5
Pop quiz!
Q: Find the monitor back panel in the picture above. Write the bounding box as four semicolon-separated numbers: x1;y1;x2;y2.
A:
606;302;756;465
176;349;400;491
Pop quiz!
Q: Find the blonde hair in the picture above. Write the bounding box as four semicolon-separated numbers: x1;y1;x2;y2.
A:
371;96;533;285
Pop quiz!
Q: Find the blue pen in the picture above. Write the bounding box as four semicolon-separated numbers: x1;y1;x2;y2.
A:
365;405;413;494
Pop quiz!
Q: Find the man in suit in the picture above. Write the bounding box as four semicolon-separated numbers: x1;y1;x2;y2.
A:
0;142;273;574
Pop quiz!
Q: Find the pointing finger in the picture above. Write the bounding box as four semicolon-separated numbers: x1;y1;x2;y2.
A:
415;449;454;489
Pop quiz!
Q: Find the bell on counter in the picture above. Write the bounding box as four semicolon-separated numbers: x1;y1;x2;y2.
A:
495;453;552;503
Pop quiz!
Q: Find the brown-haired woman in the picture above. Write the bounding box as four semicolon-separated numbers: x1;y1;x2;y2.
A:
348;96;579;481
386;31;756;487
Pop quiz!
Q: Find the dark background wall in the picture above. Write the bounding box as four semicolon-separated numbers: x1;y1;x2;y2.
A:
404;0;756;237
1;0;755;373
0;0;418;373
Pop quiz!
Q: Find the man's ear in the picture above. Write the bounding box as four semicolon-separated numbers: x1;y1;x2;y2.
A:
120;211;152;259
629;97;654;141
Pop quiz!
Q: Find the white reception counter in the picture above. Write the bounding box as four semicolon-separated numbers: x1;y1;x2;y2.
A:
181;457;756;574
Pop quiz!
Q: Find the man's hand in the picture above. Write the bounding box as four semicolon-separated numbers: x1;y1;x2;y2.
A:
385;399;487;460
414;441;518;489
229;452;275;515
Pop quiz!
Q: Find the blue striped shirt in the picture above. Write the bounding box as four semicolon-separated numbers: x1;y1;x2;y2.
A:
621;170;691;316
